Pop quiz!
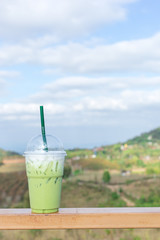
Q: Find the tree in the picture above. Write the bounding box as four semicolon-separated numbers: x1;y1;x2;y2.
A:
102;170;111;183
63;165;72;179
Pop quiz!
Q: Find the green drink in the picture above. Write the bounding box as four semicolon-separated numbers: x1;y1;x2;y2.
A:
24;135;66;213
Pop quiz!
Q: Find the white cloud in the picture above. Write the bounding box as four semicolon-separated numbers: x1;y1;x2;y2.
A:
73;89;160;113
0;70;20;96
0;103;65;116
39;33;160;74
82;96;127;110
0;70;19;78
30;76;160;103
25;35;59;48
44;77;112;90
1;33;160;74
0;0;135;40
1;74;160;125
121;89;160;106
0;45;33;65
43;76;160;90
28;76;128;103
29;75;160;115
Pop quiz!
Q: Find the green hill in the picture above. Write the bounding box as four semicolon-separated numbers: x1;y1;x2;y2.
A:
66;127;160;171
0;126;160;170
0;149;21;165
0;148;20;156
127;127;160;145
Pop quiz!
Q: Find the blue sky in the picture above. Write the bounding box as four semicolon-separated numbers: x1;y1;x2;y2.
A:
0;0;160;153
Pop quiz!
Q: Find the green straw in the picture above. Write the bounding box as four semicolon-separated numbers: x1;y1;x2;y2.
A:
40;106;48;151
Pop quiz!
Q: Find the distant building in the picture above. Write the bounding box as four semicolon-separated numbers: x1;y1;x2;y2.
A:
148;135;152;140
121;145;124;150
93;151;97;156
120;144;128;151
96;147;104;151
121;170;131;176
93;147;104;152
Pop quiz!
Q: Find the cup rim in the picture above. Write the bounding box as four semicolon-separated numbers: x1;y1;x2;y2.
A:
24;150;67;156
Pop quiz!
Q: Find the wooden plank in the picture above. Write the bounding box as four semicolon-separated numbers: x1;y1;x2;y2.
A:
1;208;160;229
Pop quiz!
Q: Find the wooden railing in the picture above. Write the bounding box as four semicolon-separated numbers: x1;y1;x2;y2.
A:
1;208;160;229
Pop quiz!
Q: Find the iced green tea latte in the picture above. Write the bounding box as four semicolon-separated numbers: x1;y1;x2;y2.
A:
24;106;66;213
25;153;65;213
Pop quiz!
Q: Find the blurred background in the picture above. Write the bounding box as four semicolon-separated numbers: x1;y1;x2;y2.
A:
1;0;160;239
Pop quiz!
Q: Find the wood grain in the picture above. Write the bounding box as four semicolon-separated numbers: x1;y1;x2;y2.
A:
1;208;160;229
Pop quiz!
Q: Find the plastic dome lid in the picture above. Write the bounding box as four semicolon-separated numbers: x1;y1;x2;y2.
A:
24;134;66;155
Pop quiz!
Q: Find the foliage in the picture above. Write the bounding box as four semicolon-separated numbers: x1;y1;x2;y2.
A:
99;190;126;207
136;191;160;207
0;232;3;239
133;237;141;240
29;229;43;237
102;170;111;183
63;165;72;179
146;163;160;175
73;169;83;176
146;167;156;175
79;158;119;170
105;229;111;235
136;159;145;167
119;187;123;193
111;191;119;200
127;127;160;145
66;149;93;159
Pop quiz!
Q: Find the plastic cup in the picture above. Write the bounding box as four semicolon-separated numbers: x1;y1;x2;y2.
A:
24;134;66;213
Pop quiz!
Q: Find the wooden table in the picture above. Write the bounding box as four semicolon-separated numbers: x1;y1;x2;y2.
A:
1;208;160;229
